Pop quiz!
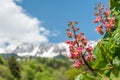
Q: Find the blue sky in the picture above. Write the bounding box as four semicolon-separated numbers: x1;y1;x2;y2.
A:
17;0;108;43
0;0;108;47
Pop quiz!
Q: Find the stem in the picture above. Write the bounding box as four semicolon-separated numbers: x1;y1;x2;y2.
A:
82;55;95;72
71;25;79;47
99;66;114;70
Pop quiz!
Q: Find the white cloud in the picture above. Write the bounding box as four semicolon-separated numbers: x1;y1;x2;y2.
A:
0;0;50;47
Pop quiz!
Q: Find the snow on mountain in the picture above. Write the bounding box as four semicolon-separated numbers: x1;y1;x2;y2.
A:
0;40;98;58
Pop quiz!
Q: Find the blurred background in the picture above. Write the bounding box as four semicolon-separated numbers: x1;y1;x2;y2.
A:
0;0;107;80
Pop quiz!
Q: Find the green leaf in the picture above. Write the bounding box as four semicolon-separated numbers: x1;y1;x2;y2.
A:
93;45;107;69
104;70;111;77
110;0;120;10
75;74;96;80
101;77;112;80
114;10;119;16
111;68;120;78
113;56;120;70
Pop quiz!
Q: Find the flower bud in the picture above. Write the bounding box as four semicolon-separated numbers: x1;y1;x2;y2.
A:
67;31;72;38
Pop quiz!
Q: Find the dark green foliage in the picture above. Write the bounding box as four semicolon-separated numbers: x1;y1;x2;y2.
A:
8;56;21;79
0;56;7;65
110;0;120;10
0;56;4;65
0;56;74;80
0;65;14;80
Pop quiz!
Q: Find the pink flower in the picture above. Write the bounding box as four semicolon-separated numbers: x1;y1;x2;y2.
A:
104;22;110;28
73;60;82;68
70;53;74;59
95;25;104;35
109;21;114;28
111;17;115;23
69;46;73;52
93;16;102;23
65;40;70;44
109;17;115;27
74;52;81;58
77;46;83;52
86;46;93;52
82;36;87;46
104;9;110;16
85;53;92;61
67;31;72;38
69;41;75;46
70;52;81;59
77;33;83;41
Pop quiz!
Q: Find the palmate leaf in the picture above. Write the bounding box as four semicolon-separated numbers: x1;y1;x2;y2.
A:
92;44;107;69
100;39;114;61
112;29;120;59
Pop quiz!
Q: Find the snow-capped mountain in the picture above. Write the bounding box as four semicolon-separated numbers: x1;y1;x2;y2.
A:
0;41;98;58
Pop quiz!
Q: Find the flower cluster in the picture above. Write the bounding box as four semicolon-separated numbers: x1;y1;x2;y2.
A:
65;21;95;69
93;3;115;35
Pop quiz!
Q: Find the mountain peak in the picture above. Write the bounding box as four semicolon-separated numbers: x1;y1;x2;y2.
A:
0;41;98;58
